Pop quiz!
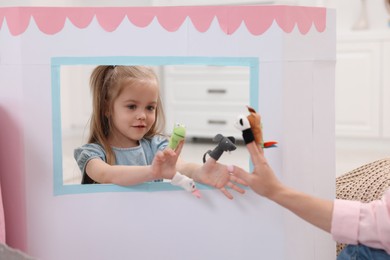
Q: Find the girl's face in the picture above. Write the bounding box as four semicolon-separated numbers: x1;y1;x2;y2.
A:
107;80;158;147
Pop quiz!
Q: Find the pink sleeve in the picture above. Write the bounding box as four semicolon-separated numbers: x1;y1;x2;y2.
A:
331;189;390;254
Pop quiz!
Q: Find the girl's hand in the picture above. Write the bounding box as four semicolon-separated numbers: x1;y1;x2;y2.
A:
150;141;184;180
193;159;247;200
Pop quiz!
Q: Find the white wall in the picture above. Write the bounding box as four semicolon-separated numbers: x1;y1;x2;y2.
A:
325;0;389;31
0;5;336;260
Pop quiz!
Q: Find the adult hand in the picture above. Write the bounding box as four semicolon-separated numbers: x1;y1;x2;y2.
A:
230;141;282;199
231;140;333;233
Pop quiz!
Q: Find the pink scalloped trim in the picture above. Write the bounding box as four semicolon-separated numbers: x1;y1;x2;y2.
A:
0;6;326;36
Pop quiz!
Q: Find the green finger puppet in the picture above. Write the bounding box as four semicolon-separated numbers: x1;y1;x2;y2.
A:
168;123;186;149
168;123;201;198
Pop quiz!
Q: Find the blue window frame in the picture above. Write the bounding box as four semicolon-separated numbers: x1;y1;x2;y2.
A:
51;56;259;195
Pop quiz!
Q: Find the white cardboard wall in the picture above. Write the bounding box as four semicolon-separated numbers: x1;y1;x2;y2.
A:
0;6;336;260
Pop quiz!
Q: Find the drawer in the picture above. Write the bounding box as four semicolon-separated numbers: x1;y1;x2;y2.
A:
172;111;243;139
168;82;249;102
163;65;250;79
166;104;249;139
162;65;250;102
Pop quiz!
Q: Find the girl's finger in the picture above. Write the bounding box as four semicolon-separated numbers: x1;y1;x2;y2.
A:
175;140;184;155
230;165;251;184
155;150;165;162
229;174;248;186
228;182;246;194
162;148;174;157
219;187;233;200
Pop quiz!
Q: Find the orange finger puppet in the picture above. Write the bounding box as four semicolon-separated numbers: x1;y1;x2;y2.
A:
246;106;277;148
246;106;263;146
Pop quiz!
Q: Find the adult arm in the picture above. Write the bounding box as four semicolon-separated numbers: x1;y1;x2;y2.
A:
233;141;390;252
233;111;390;251
232;141;333;232
332;189;390;253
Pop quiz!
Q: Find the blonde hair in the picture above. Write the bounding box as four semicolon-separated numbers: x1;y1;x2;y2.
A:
88;65;166;165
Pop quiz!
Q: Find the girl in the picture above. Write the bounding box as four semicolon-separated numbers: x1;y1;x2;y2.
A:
74;65;246;199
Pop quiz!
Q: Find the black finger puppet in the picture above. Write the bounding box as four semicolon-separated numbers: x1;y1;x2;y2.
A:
234;106;277;148
203;134;237;163
234;115;255;145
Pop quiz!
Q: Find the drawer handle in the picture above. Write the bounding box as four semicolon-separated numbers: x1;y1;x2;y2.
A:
207;89;227;94
207;120;227;125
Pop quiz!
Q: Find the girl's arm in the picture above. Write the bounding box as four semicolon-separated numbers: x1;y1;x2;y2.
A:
85;148;178;186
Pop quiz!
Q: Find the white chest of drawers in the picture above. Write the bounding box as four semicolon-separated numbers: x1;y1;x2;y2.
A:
162;65;250;140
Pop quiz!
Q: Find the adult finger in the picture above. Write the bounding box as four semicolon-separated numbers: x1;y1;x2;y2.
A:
246;142;263;166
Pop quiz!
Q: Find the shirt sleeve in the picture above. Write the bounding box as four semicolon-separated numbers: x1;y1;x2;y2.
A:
150;135;169;153
73;143;106;175
331;188;390;253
